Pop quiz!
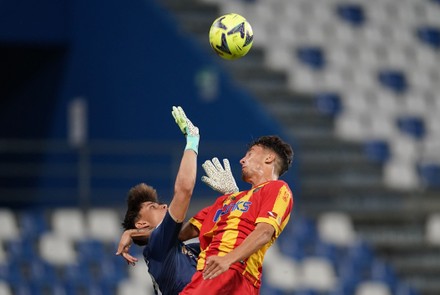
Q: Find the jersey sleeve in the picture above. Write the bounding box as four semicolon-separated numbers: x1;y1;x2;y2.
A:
189;204;212;231
255;181;293;238
147;211;182;260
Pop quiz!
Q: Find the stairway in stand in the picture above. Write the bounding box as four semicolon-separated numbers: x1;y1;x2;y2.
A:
157;0;440;294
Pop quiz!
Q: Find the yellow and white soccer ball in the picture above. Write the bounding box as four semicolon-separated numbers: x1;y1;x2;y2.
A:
208;13;254;60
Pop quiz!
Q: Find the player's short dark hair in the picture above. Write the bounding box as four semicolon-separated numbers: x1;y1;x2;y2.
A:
122;183;159;245
249;135;293;176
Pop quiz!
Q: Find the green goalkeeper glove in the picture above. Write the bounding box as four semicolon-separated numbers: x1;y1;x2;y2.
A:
201;157;239;194
172;106;200;154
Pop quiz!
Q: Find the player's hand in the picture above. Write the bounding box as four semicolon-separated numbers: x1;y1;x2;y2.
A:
203;255;233;280
172;106;200;153
202;158;239;194
115;230;138;266
171;106;199;137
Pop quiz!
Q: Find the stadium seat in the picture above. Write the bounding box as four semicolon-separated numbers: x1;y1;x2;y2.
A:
355;281;392;295
278;235;306;261
317;212;356;247
301;257;337;292
117;279;155;295
5;239;36;262
19;210;49;240
39;233;77;265
0;281;11;295
383;160;420;190
296;46;326;70
425;213;440;245
51;208;86;241
76;239;106;263
396;282;421;295
26;259;58;284
346;241;374;276
418;163;440;188
0;209;19;241
388;135;419;163
314;240;341;268
377;70;409;94
370;259;398;292
86;209;121;243
416;26;440;50
335;3;366;27
264;252;301;291
61;263;93;286
396;116;426;139
363;140;390;163
315;92;342;116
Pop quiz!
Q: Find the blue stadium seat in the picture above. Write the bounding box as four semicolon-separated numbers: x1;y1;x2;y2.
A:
345;241;375;278
19;210;49;239
378;70;409;94
370;259;398;293
418;163;440;188
364;140;390;163
277;235;306;261
294;289;318;295
76;239;106;263
5;239;37;262
62;263;93;286
0;262;21;285
396;282;421;295
397;116;426;139
314;240;341;268
315;92;343;116
296;46;326;70
335;3;366;27
416;26;440;50
95;256;127;284
27;259;58;284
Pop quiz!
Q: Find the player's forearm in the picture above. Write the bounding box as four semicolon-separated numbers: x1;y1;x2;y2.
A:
174;150;197;196
128;227;153;238
178;221;199;241
169;150;197;223
223;223;274;265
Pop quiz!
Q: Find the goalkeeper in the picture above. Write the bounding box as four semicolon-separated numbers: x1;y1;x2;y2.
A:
116;106;238;295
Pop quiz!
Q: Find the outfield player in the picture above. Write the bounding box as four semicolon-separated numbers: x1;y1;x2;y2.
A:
179;135;294;295
116;106;239;295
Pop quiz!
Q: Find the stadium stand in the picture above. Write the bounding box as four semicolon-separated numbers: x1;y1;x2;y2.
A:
0;0;439;294
158;0;439;294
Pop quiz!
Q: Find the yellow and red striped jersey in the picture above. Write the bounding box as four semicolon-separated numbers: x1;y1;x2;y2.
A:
189;180;293;287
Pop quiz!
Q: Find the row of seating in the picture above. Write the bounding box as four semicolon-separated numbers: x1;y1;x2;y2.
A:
1;208;432;294
211;0;440;189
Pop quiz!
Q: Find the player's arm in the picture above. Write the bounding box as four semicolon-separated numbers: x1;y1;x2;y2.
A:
203;222;274;279
168;106;200;223
178;221;199;241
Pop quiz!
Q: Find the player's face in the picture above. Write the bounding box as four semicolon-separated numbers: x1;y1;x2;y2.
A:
240;145;269;182
135;201;168;229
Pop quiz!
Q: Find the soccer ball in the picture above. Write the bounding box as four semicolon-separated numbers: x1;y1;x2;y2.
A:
209;13;254;60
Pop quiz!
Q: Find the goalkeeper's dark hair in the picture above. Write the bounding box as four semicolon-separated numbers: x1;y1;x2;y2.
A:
122;183;159;246
249;135;293;176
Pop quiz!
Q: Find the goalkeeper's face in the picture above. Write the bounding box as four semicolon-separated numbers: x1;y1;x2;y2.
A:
135;201;168;229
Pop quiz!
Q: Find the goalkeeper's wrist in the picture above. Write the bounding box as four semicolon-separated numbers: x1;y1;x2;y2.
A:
185;135;199;154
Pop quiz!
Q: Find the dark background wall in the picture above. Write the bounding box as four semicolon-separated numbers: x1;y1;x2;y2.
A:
0;0;298;208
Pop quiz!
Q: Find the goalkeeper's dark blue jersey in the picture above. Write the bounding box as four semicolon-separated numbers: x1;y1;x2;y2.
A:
143;211;199;295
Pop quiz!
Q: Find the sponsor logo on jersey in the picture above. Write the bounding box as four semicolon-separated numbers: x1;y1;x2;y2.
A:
213;201;252;222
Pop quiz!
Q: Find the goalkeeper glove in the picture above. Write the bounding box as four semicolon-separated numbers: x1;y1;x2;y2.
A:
201;157;239;194
172;106;200;154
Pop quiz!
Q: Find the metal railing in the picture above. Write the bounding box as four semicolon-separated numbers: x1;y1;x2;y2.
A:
0;139;248;209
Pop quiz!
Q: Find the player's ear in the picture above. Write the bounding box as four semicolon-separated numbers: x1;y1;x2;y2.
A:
264;152;276;164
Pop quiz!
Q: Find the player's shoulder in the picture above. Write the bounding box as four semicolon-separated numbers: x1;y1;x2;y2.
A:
265;179;290;189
